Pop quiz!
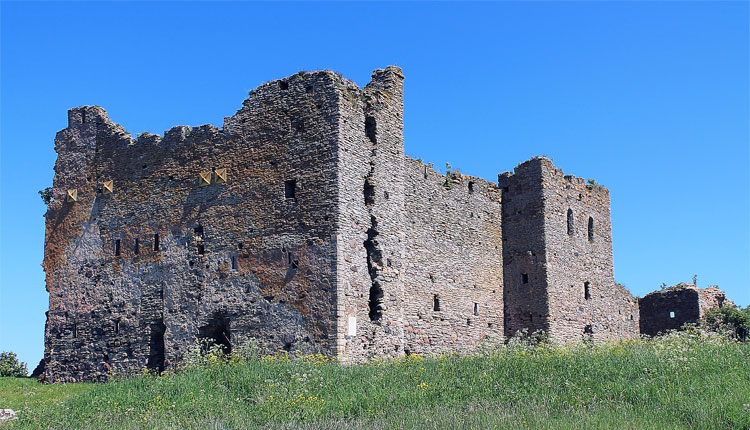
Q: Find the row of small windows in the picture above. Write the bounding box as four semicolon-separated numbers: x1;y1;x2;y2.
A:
567;209;595;241
64;175;298;203
113;233;159;256
432;295;480;316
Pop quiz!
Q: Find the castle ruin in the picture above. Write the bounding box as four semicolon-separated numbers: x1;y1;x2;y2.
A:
42;66;644;382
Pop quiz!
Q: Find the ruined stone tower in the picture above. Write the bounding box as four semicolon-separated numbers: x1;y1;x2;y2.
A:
41;66;638;382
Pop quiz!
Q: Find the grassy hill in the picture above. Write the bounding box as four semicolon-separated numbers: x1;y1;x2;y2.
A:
1;330;748;429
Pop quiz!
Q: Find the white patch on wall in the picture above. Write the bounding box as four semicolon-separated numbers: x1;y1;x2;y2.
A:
348;315;357;336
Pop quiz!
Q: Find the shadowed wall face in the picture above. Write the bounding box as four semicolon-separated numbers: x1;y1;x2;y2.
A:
42;71;345;382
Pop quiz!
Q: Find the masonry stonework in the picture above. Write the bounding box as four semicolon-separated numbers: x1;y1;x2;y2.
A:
42;66;664;382
639;284;734;337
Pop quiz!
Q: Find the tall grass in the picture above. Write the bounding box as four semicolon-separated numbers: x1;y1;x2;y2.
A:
3;329;749;429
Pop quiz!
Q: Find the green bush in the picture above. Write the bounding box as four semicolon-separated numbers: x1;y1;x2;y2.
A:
0;351;28;377
704;305;750;342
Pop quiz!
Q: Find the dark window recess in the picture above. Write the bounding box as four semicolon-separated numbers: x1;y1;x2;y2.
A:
72;323;77;339
588;217;595;241
365;116;377;144
468;181;475;194
134;238;139;255
279;81;289;90
153;233;160;251
114;239;121;256
197;244;205;255
584;282;591;300
114;320;120;335
521;273;529;284
433;295;441;311
584;324;593;334
473;302;479;316
285;180;296;199
194;225;204;236
198;312;231;355
630;315;634;320
567;209;574;236
147;319;166;373
231;255;237;270
159;287;164;300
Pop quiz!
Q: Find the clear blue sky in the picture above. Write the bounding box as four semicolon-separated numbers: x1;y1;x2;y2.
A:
1;1;748;368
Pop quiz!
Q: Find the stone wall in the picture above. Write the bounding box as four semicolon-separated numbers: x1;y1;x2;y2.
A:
498;157;638;343
42;71;345;382
42;66;648;382
335;67;408;360
639;283;734;337
400;160;504;355
498;159;549;339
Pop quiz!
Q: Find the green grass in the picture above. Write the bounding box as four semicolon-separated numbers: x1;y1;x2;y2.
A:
2;331;749;429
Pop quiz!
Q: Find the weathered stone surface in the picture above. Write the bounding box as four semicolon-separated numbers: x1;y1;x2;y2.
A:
639;283;734;336
42;66;653;382
0;409;17;423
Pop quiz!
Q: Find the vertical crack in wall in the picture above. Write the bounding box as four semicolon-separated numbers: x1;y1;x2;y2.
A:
363;114;384;322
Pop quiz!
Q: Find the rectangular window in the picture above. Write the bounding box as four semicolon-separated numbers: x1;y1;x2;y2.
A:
521;273;529;284
114;239;121;256
285;180;296;199
433;295;441;311
584;282;591;300
153;233;160;251
197;244;205;255
231;255;237;270
669;311;675;319
473;302;479;316
134;238;139;255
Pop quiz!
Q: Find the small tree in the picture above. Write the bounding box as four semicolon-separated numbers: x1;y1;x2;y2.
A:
0;351;28;377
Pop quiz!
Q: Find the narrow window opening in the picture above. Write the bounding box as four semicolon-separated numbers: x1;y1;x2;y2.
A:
584;324;593;334
81;110;86;124
197;244;205;255
584;282;591;300
279;81;289;90
365;116;377;144
567;209;574;236
669;311;675;319
473;302;479;316
199;312;231;355
114;239;121;256
72;323;77;338
630;315;634;320
285;180;296;199
588;217;594;241
231;255;237;270
521;273;529;284
468;181;475;194
159;287;164;300
194;225;203;236
433;295;441;311
134;238;139;255
114;320;120;335
147;319;166;372
153;233;160;251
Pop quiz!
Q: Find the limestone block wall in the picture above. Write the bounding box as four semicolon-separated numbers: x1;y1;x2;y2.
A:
335;66;407;361
539;158;629;342
43;71;343;382
401;159;504;355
